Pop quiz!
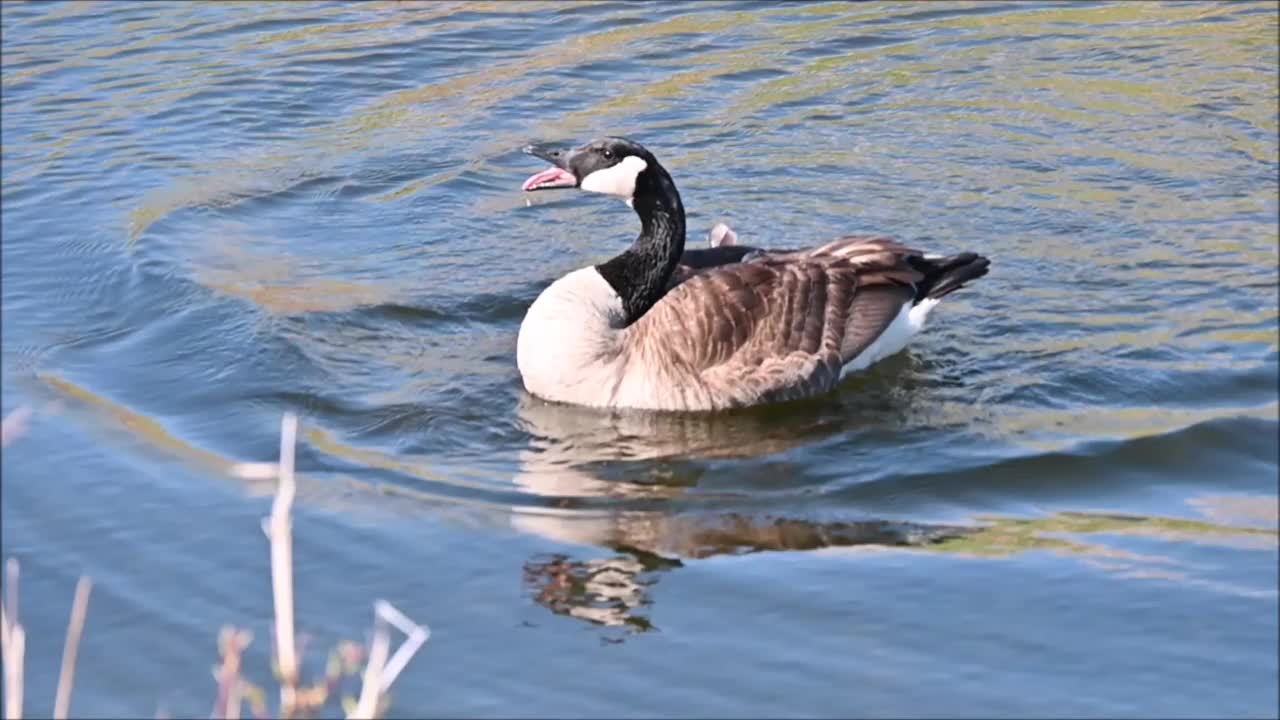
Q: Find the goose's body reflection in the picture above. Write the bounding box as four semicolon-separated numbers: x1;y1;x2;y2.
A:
507;391;975;634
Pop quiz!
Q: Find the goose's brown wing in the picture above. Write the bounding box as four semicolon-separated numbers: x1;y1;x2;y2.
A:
627;237;925;408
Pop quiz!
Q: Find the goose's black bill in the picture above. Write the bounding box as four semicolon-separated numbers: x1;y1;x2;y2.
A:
521;143;578;191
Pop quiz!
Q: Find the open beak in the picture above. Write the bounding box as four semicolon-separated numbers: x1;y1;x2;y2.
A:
521;143;579;192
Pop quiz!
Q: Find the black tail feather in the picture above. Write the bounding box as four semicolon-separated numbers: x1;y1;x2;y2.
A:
909;252;991;302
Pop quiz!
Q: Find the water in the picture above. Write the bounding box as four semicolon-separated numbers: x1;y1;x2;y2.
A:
2;0;1277;716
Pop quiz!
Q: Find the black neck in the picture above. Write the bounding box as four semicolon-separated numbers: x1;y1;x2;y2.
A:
594;161;686;326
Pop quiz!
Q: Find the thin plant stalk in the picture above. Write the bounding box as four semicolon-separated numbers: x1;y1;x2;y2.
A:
53;577;92;720
5;559;18;636
4;624;24;720
346;601;429;720
349;614;390;720
2;605;24;720
225;657;242;720
2;558;22;720
374;601;429;693
268;413;300;712
211;627;252;720
1;595;8;656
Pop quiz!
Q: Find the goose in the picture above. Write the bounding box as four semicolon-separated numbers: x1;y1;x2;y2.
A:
516;136;990;412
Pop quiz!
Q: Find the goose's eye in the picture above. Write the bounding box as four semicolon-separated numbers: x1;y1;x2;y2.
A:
601;148;613;160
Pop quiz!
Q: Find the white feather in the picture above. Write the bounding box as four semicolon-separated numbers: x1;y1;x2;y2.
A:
580;155;647;198
841;297;940;378
708;222;737;247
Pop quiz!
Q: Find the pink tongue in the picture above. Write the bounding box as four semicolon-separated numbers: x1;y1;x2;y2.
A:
522;166;574;191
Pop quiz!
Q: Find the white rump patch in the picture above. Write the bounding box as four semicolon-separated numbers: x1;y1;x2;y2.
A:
841;297;940;378
580;155;647;198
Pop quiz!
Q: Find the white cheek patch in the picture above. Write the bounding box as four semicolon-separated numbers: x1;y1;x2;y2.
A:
580;155;647;198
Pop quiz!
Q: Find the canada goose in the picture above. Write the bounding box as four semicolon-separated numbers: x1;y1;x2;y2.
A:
517;136;990;412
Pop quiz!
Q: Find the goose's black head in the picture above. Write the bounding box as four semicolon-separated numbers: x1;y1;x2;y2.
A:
521;136;660;200
521;136;686;325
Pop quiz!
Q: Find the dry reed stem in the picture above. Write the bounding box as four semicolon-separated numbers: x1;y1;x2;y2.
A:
227;669;242;720
3;624;24;720
212;627;252;720
53;576;92;720
346;600;430;720
1;592;8;659
5;559;18;637
2;559;24;720
239;412;433;718
268;413;300;713
374;601;429;694
349;612;390;720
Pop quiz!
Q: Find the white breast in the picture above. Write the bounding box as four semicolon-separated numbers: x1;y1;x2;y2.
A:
516;267;629;406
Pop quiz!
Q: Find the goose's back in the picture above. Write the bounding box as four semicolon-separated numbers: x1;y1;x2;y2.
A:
620;237;927;410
